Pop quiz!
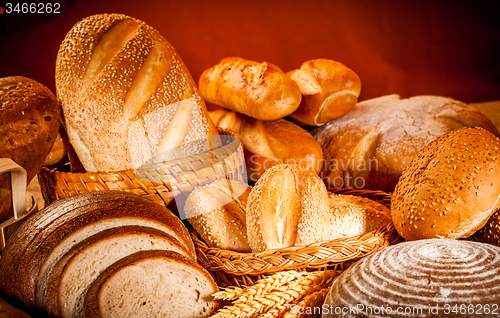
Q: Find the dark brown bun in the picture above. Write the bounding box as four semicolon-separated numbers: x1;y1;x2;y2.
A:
391;127;500;241
0;76;61;223
323;239;500;318
472;209;500;246
311;95;500;192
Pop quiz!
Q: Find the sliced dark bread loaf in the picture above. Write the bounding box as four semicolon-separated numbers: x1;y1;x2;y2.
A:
84;250;220;318
45;226;192;318
0;191;195;310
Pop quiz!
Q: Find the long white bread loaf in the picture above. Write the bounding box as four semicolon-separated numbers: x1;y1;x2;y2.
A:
56;13;219;172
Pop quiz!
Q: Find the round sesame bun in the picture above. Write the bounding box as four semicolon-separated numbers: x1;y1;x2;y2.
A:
391;127;500;241
246;164;330;252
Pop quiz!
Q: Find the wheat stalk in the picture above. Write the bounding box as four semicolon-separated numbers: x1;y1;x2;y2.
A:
282;288;330;318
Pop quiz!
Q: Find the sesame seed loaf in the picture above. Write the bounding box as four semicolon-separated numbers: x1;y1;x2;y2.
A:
246;164;330;252
0;191;195;312
45;226;193;318
55;13;219;172
185;179;252;252
84;250;220;318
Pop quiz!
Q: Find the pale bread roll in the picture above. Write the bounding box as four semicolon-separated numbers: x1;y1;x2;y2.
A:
56;13;219;172
246;164;330;252
391;127;500;241
287;59;361;127
185;179;252;252
327;193;391;240
323;239;500;317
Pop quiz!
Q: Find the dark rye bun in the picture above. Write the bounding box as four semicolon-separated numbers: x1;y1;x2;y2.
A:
322;239;500;318
45;226;192;318
246;164;329;252
0;76;60;223
56;13;219;172
84;250;219;318
0;191;195;310
391;127;500;241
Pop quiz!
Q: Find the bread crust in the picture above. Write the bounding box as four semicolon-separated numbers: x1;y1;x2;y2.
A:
246;164;329;252
391;127;500;240
287;59;361;126
56;13;218;172
0;76;61;223
199;57;302;121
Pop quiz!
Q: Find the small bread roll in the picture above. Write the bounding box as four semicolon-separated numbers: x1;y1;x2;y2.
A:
328;193;391;240
246;164;329;252
209;109;324;181
185;179;252;252
199;57;302;121
391;127;500;241
472;209;500;246
287;59;361;126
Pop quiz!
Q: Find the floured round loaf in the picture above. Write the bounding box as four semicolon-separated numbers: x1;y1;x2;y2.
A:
322;239;500;318
391;127;500;241
84;250;219;318
311;94;500;191
56;13;219;172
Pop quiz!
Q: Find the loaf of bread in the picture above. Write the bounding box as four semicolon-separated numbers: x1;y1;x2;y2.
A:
472;209;500;246
209;109;323;181
312;94;500;192
199;57;302;121
0;191;195;312
84;250;220;318
185;179;252;252
327;193;391;240
323;239;500;317
391;127;500;241
287;59;361;127
0;76;60;223
56;13;219;172
246;164;330;252
45;226;193;318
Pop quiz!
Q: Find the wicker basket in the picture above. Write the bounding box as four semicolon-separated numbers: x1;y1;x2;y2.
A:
38;129;246;207
192;187;402;287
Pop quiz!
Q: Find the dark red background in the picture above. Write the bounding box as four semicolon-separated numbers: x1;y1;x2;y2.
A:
1;0;499;105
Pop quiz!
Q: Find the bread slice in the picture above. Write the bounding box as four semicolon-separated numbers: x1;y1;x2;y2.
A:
2;191;195;310
84;250;220;318
45;226;191;318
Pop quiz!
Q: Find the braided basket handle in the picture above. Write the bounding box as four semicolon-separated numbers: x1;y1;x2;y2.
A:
0;158;28;251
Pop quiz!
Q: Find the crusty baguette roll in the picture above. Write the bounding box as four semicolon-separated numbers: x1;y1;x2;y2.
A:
391;127;500;241
287;59;361;126
209;109;323;181
185;179;252;252
0;76;61;223
56;13;219;172
312;94;500;192
323;239;500;317
84;250;220;318
198;57;302;121
246;164;329;252
327;193;391;240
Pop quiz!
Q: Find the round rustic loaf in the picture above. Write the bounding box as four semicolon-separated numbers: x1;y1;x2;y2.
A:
0;76;60;223
311;94;500;192
322;239;500;318
56;13;219;172
391;127;500;241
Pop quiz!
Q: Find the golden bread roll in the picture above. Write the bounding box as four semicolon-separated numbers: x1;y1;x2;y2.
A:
287;58;361;126
246;164;329;252
185;179;252;252
56;13;219;172
209;109;323;181
327;193;391;240
391;127;500;241
312;94;500;192
0;76;61;223
323;239;500;317
43;129;70;166
199;57;302;121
